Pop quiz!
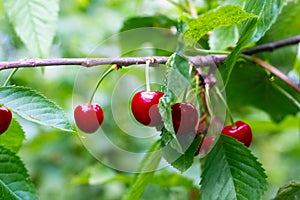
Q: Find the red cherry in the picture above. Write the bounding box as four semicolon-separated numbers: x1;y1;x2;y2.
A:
194;136;215;156
0;106;12;135
131;91;164;127
74;103;104;133
171;102;198;135
221;121;252;147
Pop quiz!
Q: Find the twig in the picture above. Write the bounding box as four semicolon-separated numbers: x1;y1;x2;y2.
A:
242;35;300;55
253;57;300;94
0;57;170;70
0;36;299;95
0;55;228;71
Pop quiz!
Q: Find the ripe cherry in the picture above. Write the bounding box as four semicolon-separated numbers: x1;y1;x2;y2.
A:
74;103;104;133
171;102;198;135
194;136;215;156
0;106;12;135
131;91;164;127
221;121;252;147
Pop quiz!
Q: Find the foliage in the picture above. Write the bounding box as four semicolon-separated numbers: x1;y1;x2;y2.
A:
0;0;299;200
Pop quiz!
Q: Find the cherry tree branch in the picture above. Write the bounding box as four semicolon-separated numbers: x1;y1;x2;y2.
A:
0;35;299;70
242;35;300;55
0;36;299;94
253;57;300;94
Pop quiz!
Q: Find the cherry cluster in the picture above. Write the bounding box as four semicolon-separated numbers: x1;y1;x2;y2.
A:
73;62;252;155
73;88;252;155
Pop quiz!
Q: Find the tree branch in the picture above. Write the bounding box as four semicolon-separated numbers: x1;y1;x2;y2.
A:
0;57;170;70
0;36;299;70
253;57;300;94
0;36;299;94
242;35;300;55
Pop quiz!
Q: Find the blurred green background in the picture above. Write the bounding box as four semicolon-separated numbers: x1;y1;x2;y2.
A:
0;0;299;199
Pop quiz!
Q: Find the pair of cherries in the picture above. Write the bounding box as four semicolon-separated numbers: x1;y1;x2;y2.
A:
130;91;199;135
195;121;252;155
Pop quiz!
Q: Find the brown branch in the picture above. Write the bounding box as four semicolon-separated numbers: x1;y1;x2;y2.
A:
242;35;300;55
0;36;299;95
0;35;299;70
0;55;229;71
0;57;170;70
253;57;300;94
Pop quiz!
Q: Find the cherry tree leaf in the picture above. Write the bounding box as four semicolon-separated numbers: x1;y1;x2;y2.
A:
224;61;300;122
0;145;38;200
273;181;300;200
201;134;267;200
0;86;74;132
181;4;256;45
258;1;300;71
162;135;202;173
0;118;25;153
2;0;59;57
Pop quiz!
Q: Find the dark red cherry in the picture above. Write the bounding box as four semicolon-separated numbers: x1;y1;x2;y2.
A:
74;103;104;133
221;121;252;147
194;136;215;156
0;106;12;135
131;91;164;127
171;102;198;135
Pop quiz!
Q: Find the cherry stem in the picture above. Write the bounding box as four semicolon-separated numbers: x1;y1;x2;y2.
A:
145;59;151;92
3;68;18;86
88;64;117;105
215;86;236;128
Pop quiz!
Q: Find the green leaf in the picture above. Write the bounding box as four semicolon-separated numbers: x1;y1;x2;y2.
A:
251;0;285;42
209;26;239;50
210;0;283;50
0;118;25;153
162;135;202;173
159;91;176;139
159;53;192;146
224;61;300;122
122;141;162;200
0;86;74;132
201;134;267;200
181;4;256;45
167;53;192;82
0;145;39;200
3;0;59;57
223;18;258;87
273;181;300;200
258;1;300;71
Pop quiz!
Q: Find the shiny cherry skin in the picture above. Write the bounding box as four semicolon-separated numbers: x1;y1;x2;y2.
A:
194;136;215;156
171;102;198;135
131;91;164;127
0;106;12;135
74;103;104;133
221;121;252;147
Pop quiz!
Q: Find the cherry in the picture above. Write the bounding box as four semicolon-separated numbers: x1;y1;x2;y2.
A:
221;121;252;147
131;91;164;127
171;102;198;135
0;106;12;135
74;103;104;133
194;136;215;156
